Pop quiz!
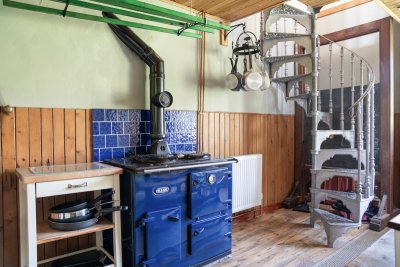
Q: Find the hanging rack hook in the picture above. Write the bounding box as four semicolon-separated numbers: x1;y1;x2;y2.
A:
62;0;71;17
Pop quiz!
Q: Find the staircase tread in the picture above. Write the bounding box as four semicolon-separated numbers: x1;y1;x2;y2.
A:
311;188;357;199
264;53;311;63
264;32;311;40
272;73;312;83
313;168;366;174
318;148;365;153
313;208;359;225
286;93;310;100
314;130;355;133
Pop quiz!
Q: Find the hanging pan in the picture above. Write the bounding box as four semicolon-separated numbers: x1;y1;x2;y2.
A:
242;52;263;91
226;56;243;91
48;206;128;231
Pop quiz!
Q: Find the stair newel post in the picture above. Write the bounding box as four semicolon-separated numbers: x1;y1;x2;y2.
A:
311;11;319;166
370;82;375;197
364;68;371;198
317;36;321;112
350;53;355;131
329;42;333;115
340;47;345;130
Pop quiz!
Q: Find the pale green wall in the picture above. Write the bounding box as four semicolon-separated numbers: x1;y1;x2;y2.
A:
0;2;294;115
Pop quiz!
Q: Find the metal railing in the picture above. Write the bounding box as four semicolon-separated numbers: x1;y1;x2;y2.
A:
318;34;375;199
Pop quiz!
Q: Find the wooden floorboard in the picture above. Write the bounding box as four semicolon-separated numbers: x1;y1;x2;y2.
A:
218;209;369;267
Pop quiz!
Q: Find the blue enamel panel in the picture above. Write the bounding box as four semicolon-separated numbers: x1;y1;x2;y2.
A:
189;168;231;218
189;214;231;256
144;207;182;266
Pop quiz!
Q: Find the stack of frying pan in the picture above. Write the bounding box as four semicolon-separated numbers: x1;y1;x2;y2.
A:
48;191;128;231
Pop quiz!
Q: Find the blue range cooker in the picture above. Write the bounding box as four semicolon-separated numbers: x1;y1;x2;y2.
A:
105;153;236;267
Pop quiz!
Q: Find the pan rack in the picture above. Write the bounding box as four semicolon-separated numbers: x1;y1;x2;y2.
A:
2;0;230;39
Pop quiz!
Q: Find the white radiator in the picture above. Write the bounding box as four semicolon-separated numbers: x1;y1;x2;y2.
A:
232;154;263;213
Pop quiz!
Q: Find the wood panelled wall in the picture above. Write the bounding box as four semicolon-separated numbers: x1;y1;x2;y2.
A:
0;108;93;267
199;112;295;207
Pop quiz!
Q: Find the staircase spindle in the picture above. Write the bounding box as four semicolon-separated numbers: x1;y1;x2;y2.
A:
370;82;375;197
356;105;363;199
340;47;345;130
329;42;333;114
317;36;321;111
359;60;364;149
364;68;371;198
284;18;288;77
350;53;355;131
294;43;299;96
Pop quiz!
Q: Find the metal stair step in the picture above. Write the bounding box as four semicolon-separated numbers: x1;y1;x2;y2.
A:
311;168;366;175
272;73;312;83
313;129;355;135
286;93;310;101
316;148;365;153
311;168;368;190
264;32;311;40
313;149;366;170
313;129;355;149
264;53;311;64
311;188;357;200
313;208;359;226
269;4;310;16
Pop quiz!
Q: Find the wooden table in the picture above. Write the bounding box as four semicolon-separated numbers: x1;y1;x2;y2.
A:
16;162;123;267
388;214;400;267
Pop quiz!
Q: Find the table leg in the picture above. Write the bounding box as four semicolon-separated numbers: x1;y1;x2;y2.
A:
19;182;37;267
395;230;400;267
113;174;122;267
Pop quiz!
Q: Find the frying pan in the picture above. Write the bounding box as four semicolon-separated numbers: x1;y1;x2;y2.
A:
49;191;114;221
49;201;118;223
243;53;263;91
226;56;243;91
48;206;128;231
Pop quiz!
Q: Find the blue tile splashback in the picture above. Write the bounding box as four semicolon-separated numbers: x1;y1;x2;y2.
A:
92;109;197;161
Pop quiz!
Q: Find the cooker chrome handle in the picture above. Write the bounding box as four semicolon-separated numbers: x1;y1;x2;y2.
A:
142;161;236;174
67;182;88;189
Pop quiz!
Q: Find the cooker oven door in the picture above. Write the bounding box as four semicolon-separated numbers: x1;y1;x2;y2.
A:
189;213;232;256
141;206;182;267
189;167;231;218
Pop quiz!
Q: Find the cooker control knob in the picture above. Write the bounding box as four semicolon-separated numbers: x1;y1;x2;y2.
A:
207;174;216;185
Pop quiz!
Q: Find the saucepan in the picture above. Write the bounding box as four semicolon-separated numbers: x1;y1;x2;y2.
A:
48;206;128;231
49;190;114;221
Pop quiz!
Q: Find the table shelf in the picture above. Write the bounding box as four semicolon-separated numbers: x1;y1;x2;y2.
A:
37;218;114;245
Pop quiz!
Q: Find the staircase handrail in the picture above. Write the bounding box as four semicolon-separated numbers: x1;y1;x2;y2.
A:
318;34;375;111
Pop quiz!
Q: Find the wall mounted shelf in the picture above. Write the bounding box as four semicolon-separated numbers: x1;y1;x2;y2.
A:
3;0;230;38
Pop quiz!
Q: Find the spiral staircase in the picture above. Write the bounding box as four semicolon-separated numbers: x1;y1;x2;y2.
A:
261;4;376;247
